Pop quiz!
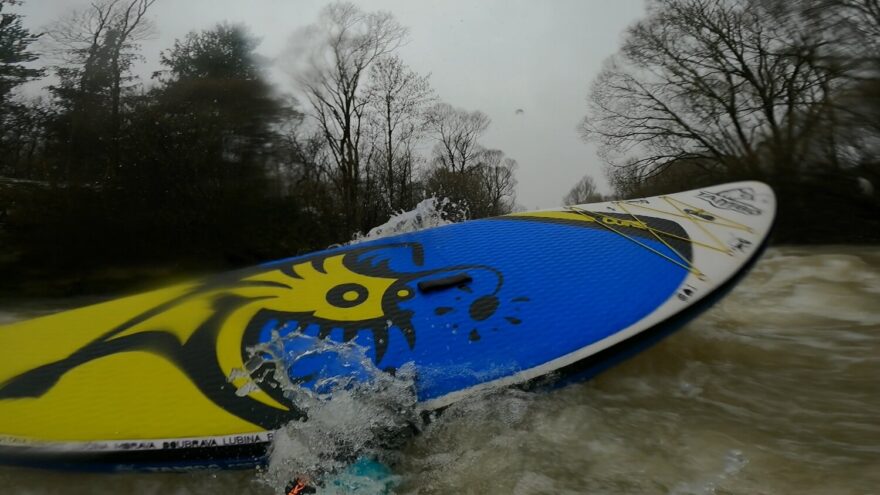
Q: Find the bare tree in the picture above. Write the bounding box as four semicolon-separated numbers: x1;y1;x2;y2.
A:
476;149;518;216
820;0;880;56
425;103;491;174
422;147;518;219
580;0;848;182
364;55;434;212
49;0;155;113
806;0;880;183
294;2;408;232
563;175;604;205
107;0;154;150
47;0;156;173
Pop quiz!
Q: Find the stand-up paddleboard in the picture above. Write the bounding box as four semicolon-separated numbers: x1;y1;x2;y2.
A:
0;181;775;471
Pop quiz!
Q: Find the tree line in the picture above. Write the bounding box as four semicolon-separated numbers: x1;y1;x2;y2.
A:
570;0;879;243
0;0;518;294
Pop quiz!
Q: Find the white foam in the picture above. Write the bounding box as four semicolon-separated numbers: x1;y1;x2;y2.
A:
351;197;463;244
710;250;880;326
232;332;418;490
669;449;749;495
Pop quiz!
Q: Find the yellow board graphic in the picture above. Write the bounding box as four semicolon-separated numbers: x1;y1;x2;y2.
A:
0;253;408;443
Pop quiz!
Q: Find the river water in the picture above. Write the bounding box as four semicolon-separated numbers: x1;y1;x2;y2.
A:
1;245;878;494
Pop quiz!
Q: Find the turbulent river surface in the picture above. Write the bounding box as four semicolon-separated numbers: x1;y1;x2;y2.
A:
1;245;878;495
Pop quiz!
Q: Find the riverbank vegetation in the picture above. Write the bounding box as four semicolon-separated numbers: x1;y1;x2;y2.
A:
575;0;880;243
0;0;517;295
2;0;878;297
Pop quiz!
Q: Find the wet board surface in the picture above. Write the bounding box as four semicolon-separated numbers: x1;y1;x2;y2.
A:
0;181;776;470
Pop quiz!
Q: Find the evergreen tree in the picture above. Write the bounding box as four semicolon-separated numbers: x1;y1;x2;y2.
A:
0;0;42;106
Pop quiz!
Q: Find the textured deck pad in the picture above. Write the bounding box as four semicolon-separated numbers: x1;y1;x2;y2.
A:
0;181;775;469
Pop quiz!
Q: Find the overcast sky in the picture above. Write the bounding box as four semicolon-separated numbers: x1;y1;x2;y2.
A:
15;0;646;210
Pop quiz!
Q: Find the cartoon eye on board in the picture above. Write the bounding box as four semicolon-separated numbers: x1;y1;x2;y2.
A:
325;282;414;309
326;283;370;308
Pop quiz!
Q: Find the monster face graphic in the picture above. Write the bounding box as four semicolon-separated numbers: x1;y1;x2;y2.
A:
0;242;513;435
240;251;421;362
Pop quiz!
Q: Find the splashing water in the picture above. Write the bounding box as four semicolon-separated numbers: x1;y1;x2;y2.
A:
244;200;464;493
235;331;417;492
350;198;463;244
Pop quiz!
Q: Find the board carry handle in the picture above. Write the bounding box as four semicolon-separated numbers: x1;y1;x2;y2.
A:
417;273;473;293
